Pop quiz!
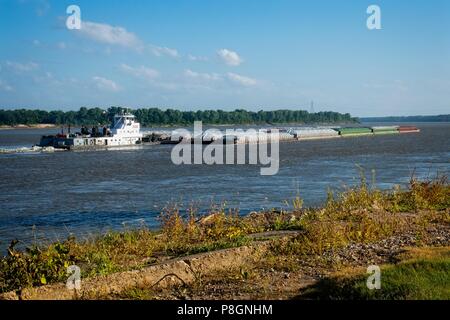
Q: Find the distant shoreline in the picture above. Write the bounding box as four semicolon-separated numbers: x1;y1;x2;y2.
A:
0;124;57;130
0;107;357;127
0;121;358;130
360;114;449;122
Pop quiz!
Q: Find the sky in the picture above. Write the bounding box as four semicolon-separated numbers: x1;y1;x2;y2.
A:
0;0;449;117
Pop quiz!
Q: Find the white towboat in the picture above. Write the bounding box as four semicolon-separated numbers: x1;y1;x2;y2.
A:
38;112;143;150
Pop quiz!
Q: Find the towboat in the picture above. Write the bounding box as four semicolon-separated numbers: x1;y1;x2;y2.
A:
38;112;143;150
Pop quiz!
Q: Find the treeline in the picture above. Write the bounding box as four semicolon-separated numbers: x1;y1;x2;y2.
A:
0;107;357;126
361;115;450;122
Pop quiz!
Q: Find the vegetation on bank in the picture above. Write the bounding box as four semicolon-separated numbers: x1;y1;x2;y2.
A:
0;173;448;297
299;247;450;300
0;107;357;127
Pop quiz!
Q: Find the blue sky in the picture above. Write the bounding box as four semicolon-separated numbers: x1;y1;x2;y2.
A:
0;0;449;116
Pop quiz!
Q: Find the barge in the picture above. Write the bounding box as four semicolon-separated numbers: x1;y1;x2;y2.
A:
148;125;421;145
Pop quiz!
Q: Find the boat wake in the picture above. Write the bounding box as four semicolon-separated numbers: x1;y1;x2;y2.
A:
0;146;60;154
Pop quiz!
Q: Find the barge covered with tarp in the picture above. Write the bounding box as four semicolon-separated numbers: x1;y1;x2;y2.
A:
371;126;400;135
336;127;373;136
289;128;340;140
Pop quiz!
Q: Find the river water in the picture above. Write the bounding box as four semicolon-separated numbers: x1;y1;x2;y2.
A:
0;123;449;250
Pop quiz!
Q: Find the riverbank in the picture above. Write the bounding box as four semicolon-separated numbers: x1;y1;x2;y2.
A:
0;174;448;300
0;124;57;130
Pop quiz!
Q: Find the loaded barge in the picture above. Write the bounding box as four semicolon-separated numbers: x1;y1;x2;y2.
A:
155;125;420;144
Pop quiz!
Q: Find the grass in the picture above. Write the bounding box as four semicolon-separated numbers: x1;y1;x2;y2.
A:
0;205;262;293
268;172;449;259
298;247;450;300
0;172;448;296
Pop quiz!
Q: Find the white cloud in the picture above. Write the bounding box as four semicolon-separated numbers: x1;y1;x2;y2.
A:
120;64;160;80
18;0;49;16
226;72;257;86
6;61;39;72
188;54;208;62
74;21;181;58
32;71;57;85
77;21;143;50
184;69;221;81
36;0;50;16
150;45;179;58
0;79;13;92
184;69;258;87
217;49;243;66
92;76;120;92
